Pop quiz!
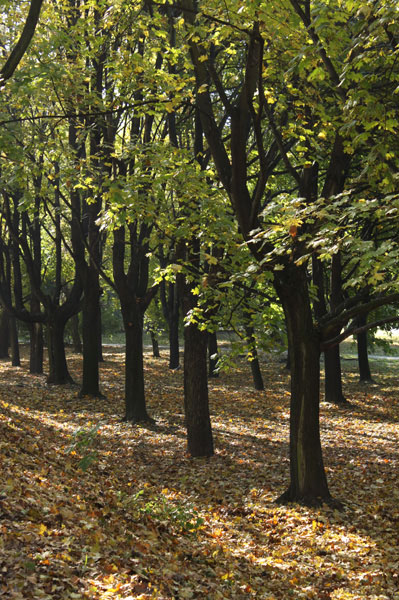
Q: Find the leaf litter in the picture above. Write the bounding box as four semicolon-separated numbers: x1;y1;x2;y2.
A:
0;346;398;599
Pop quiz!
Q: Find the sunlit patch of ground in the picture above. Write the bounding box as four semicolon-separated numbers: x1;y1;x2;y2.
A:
0;345;398;599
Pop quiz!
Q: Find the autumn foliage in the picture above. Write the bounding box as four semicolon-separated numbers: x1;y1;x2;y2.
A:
1;346;398;599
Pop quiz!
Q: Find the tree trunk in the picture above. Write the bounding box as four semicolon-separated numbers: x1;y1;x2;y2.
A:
208;331;219;378
122;303;152;423
324;342;347;404
184;319;214;457
0;310;9;358
357;315;373;382
97;303;104;362
80;280;102;397
29;321;43;374
245;325;264;390
274;265;332;506
70;314;82;353
169;309;180;369
150;330;160;358
47;317;73;384
9;316;20;367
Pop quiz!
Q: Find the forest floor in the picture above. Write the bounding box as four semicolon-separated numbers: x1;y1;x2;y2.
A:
0;346;399;600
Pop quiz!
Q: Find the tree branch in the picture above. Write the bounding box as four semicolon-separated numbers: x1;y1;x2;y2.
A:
0;0;45;85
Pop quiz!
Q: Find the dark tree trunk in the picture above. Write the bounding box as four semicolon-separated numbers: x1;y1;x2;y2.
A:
245;325;264;390
160;278;180;369
357;315;373;382
122;304;151;423
0;310;9;358
323;254;347;404
150;330;160;358
70;314;82;353
208;331;219;378
9;316;20;367
47;317;73;384
183;318;214;457
169;304;180;369
275;266;331;506
80;278;102;397
29;321;43;374
324;340;347;404
97;304;103;362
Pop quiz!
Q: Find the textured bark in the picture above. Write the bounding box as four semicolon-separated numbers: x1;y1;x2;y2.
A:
275;266;331;505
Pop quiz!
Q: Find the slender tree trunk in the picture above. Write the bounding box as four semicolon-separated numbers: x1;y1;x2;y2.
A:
323;254;347;404
9;316;20;367
0;310;9;358
150;330;160;358
47;316;73;384
70;314;82;353
169;311;180;368
166;283;180;369
245;325;264;390
208;331;219;378
324;341;347;404
275;266;332;506
29;321;43;374
122;303;152;423
183;318;214;457
357;315;373;382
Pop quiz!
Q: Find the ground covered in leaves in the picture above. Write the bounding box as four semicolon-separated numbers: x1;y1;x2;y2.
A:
1;345;399;600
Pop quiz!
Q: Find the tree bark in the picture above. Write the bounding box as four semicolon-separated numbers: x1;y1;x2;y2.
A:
9;315;20;367
150;330;160;358
357;315;373;382
97;303;104;362
70;314;82;353
29;321;43;374
0;310;9;358
161;279;180;369
183;316;214;457
245;325;264;390
79;274;102;397
122;303;151;423
46;316;73;384
323;340;347;404
275;265;331;505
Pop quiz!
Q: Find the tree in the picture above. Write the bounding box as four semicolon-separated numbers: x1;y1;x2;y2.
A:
181;0;399;504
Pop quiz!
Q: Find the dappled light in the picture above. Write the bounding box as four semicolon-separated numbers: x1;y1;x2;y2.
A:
1;346;398;599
